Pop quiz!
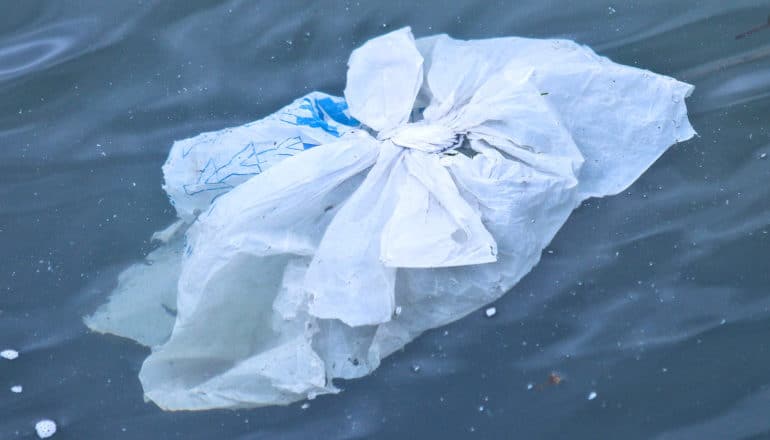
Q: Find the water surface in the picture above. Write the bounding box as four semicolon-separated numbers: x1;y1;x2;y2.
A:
2;1;770;438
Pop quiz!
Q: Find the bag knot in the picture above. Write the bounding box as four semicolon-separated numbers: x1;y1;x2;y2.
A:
378;122;463;153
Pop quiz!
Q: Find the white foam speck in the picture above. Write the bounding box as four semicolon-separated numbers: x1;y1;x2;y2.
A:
10;385;22;393
587;391;597;400
35;419;57;438
1;349;19;360
485;307;497;318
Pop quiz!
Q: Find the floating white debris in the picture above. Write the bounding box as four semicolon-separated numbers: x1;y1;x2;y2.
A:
526;383;534;390
35;419;57;438
485;307;497;318
300;402;310;410
587;391;597;401
85;26;697;411
760;153;767;159
10;385;22;393
1;349;19;360
411;364;421;373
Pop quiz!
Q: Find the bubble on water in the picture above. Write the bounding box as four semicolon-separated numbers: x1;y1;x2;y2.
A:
10;385;22;393
35;419;57;438
301;402;310;410
485;307;497;318
587;391;598;400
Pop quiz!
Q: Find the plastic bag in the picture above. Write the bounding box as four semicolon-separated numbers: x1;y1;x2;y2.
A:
86;27;695;410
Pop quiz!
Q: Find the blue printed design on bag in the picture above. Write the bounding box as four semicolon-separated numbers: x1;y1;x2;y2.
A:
281;97;359;137
182;137;306;196
177;94;356;208
316;97;359;127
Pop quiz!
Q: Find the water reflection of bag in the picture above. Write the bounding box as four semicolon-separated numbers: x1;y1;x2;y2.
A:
86;27;695;410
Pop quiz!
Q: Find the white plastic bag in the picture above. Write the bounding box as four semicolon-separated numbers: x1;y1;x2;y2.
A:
86;27;695;410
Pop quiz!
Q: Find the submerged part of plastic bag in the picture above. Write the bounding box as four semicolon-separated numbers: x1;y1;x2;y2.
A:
86;27;695;410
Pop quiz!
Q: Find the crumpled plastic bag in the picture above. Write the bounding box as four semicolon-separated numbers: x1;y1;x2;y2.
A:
86;27;695;410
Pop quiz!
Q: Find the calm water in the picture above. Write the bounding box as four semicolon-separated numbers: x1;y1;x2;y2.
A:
2;1;770;438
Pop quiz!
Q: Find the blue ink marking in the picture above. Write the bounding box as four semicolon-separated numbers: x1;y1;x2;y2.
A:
282;97;360;137
176;96;359;207
182;137;309;196
276;137;305;151
315;97;359;127
291;98;340;136
180;96;357;160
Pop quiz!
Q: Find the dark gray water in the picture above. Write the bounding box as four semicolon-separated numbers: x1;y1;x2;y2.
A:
2;1;770;438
